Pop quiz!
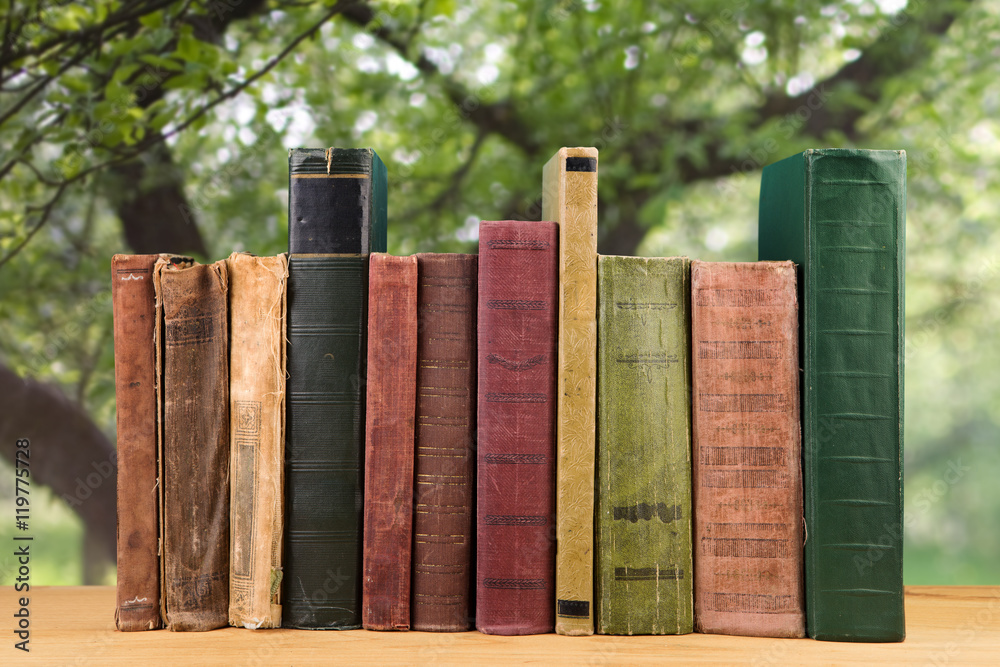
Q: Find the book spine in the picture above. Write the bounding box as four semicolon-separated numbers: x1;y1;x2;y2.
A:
595;256;694;635
155;259;230;632
155;255;194;624
227;252;288;629
283;255;368;629
804;151;905;641
288;148;387;254
411;253;477;632
543;147;598;635
363;254;419;631
476;221;558;636
112;254;162;631
759;149;905;642
690;261;805;638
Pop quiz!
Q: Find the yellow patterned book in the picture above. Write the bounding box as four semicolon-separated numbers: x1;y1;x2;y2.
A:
542;146;598;636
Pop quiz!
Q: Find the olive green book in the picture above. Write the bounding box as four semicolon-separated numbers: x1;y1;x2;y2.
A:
595;255;693;635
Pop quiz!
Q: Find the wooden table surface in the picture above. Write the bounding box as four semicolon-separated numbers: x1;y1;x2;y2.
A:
2;586;998;664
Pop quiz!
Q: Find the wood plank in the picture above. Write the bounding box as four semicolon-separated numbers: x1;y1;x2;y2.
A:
2;586;998;664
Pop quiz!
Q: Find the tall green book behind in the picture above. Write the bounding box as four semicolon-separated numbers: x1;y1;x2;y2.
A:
595;256;693;635
758;149;905;642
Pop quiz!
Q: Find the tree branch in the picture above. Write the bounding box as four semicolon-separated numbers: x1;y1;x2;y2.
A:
0;1;348;260
344;0;969;255
340;1;543;156
0;180;70;269
0;0;179;70
420;129;488;217
599;0;973;254
672;1;972;182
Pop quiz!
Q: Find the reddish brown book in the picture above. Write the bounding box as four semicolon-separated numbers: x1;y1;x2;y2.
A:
411;253;477;632
155;258;230;632
363;253;419;631
476;221;558;636
112;254;163;631
691;260;805;638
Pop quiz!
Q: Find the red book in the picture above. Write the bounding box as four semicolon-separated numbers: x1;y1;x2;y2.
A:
411;253;477;632
476;221;558;635
362;253;419;631
691;260;805;638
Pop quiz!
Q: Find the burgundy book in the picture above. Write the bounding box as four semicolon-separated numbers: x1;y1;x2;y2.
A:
363;253;419;631
476;221;558;636
411;253;478;632
691;260;805;638
112;254;162;631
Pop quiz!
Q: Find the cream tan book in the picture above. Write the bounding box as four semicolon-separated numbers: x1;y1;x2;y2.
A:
227;252;289;629
542;146;598;636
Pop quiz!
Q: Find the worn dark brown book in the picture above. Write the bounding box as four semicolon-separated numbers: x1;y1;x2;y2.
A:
691;260;805;638
363;253;419;631
476;221;558;636
411;253;477;632
154;258;230;632
112;254;163;631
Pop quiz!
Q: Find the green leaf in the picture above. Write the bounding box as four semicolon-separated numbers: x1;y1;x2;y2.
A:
429;0;457;18
161;70;208;91
138;54;184;73
175;31;201;63
48;6;83;32
139;10;164;29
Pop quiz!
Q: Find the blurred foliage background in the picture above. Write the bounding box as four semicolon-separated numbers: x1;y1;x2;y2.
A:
0;0;997;585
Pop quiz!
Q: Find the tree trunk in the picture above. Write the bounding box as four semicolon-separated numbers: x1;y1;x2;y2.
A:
0;364;117;583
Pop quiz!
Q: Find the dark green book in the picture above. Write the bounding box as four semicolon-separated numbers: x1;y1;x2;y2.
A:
288;147;387;255
595;256;693;635
283;147;387;629
758;148;905;642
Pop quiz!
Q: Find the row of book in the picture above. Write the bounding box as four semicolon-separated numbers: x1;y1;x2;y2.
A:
113;147;904;642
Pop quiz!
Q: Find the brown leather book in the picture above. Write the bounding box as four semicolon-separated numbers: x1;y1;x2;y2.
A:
411;253;477;632
112;254;163;631
227;253;288;629
154;258;230;632
476;221;558;636
691;260;805;638
362;253;419;631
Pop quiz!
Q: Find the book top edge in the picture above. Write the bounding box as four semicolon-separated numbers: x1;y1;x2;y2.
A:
690;259;795;269
112;253;161;263
544;147;599;171
413;252;478;260
767;148;906;170
479;220;557;227
598;255;689;261
287;253;369;260
802;148;905;158
370;252;417;264
225;251;288;260
288;148;379;175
